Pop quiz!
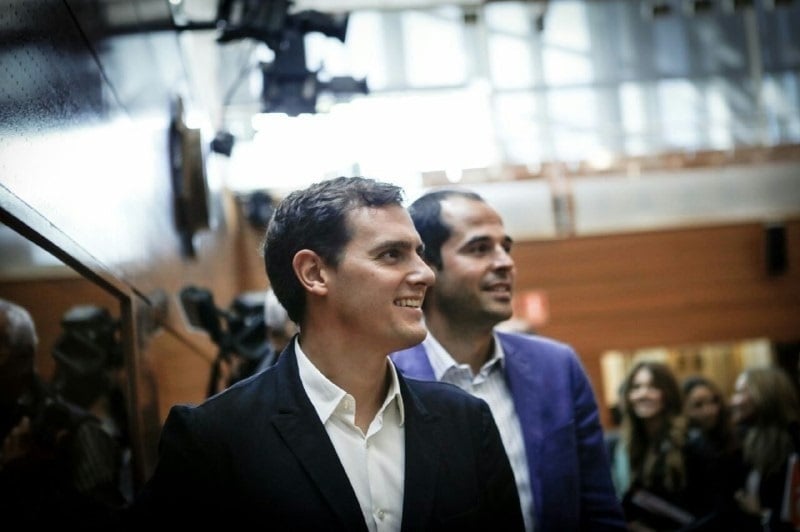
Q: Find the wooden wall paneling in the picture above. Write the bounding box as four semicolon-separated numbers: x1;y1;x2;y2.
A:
511;219;800;427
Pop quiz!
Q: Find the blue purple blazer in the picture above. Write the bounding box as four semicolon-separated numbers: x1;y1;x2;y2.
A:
391;331;626;532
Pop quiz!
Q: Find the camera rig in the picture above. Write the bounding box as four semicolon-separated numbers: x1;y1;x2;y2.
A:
179;285;271;397
215;0;369;117
50;305;125;409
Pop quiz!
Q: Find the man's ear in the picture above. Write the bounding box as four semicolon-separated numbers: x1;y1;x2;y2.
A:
293;249;328;296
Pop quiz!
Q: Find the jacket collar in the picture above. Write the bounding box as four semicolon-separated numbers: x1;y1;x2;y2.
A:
271;343;443;532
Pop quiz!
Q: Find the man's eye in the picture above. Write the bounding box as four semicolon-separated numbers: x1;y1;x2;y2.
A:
469;244;491;255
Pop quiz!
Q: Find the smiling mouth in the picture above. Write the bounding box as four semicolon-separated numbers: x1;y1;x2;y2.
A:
484;283;512;294
395;298;423;308
485;287;512;301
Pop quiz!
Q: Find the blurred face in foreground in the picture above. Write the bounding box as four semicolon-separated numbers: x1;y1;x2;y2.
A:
429;196;515;329
324;204;435;353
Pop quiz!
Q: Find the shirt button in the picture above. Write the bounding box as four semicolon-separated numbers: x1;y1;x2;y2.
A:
376;509;385;520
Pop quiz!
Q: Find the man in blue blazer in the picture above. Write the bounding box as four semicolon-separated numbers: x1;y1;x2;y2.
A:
130;177;524;531
391;189;625;532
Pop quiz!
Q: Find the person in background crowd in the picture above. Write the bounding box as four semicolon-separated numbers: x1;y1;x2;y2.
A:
728;366;800;532
682;375;737;462
390;188;625;532
51;304;133;510
0;298;124;528
614;361;724;532
129;176;525;530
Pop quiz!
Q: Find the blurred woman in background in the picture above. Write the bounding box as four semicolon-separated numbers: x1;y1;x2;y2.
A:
728;366;800;532
613;361;721;531
682;375;737;460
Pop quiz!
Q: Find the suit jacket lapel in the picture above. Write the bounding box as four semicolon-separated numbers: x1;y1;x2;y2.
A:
270;346;368;532
500;333;544;527
398;374;440;532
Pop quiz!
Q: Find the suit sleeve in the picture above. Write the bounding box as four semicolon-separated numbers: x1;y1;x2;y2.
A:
128;405;231;525
569;355;627;530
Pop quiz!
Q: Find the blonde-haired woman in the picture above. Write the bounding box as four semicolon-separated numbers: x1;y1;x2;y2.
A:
730;366;800;532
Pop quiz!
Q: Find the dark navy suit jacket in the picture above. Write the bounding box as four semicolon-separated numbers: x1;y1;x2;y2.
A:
391;332;626;532
130;343;524;531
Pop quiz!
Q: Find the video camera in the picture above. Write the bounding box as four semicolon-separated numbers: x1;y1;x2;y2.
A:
179;286;272;395
48;305;123;409
214;0;368;116
52;305;122;376
180;286;270;361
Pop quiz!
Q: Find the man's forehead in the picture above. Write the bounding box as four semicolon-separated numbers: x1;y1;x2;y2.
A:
347;203;410;226
441;198;505;238
346;205;418;242
442;197;502;224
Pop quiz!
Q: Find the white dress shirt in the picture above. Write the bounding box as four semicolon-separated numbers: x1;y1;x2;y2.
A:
424;333;535;532
296;339;405;532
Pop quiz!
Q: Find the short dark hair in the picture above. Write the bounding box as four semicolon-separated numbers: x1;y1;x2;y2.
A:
263;176;405;324
407;189;484;270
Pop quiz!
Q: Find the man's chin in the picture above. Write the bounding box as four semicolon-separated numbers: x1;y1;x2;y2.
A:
395;328;428;350
487;307;513;324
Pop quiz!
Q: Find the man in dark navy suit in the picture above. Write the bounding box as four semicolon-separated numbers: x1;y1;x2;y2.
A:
130;177;524;531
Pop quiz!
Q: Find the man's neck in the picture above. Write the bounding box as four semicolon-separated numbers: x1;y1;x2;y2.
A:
299;331;390;432
425;314;495;375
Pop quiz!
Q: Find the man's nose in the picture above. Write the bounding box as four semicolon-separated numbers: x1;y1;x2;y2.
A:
413;255;436;286
493;246;515;269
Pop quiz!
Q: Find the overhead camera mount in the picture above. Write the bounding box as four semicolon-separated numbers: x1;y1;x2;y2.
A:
171;0;369;156
215;0;369;117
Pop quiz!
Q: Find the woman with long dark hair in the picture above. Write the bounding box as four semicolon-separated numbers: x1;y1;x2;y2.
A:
682;375;737;459
613;361;720;531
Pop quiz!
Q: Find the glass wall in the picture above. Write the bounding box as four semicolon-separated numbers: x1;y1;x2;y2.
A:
218;0;800;192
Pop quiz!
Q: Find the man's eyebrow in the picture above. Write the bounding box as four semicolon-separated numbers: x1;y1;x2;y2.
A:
370;239;416;254
463;235;493;247
462;234;514;248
